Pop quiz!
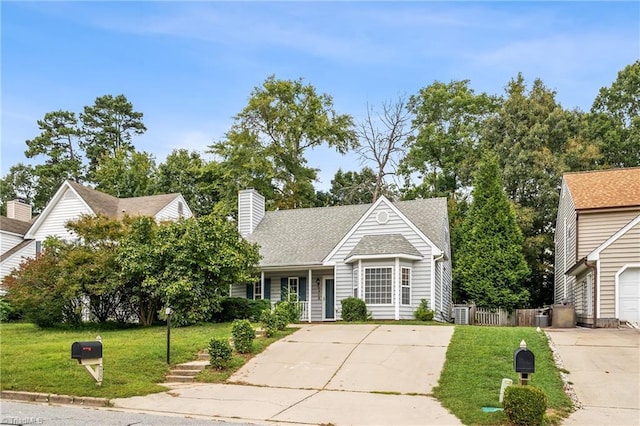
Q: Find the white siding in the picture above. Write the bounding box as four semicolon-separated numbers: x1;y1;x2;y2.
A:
0;240;36;282
155;195;193;222
31;188;92;242
1;232;24;255
328;200;434;320
238;189;265;236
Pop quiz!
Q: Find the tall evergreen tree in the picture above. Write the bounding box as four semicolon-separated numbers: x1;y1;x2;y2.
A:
454;154;530;311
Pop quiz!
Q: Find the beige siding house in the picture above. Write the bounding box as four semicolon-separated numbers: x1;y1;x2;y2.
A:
555;168;640;327
233;189;452;322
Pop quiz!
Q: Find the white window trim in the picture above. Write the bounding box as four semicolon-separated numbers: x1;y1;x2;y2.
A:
254;281;262;300
401;266;412;306
288;277;299;301
363;266;393;306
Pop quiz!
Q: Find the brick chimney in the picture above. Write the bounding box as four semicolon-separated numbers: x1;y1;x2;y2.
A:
238;189;265;237
7;199;32;222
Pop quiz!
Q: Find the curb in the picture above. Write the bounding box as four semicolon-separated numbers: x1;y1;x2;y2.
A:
1;390;110;407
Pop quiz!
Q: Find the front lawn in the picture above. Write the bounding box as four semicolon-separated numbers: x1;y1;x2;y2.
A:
435;326;573;425
0;322;291;398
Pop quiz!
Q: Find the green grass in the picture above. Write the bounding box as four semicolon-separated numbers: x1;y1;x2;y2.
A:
0;322;290;398
434;326;573;425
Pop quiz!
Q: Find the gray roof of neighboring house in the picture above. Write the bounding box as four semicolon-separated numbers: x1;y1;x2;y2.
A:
347;234;422;260
0;216;32;235
247;197;448;267
66;181;181;219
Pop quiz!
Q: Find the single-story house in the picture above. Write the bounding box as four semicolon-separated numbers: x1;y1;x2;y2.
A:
230;189;453;322
554;168;640;327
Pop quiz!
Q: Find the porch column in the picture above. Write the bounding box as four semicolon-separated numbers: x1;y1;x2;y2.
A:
308;269;312;323
260;271;265;300
395;257;400;320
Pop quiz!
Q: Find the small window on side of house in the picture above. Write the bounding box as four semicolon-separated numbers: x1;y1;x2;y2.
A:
177;201;184;218
352;268;359;298
401;267;411;305
255;281;262;300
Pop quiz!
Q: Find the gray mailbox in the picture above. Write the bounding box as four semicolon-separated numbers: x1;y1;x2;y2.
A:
71;336;103;386
514;339;534;385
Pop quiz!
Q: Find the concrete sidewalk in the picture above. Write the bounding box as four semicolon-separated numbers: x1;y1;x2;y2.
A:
547;327;640;426
113;324;461;425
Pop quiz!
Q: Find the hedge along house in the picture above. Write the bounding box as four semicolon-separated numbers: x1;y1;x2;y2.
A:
231;189;452;322
554;168;640;327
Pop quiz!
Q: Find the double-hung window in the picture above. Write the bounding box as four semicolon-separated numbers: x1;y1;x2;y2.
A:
254;281;262;300
364;267;392;305
401;267;411;305
288;277;299;301
352;268;359;298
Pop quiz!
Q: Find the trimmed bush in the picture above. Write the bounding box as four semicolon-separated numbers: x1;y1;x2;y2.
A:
213;297;273;323
208;337;232;369
231;319;255;353
260;309;278;337
341;297;367;322
503;385;547;426
248;299;271;321
414;299;435;321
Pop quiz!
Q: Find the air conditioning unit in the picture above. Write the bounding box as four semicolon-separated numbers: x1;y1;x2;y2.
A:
453;306;469;325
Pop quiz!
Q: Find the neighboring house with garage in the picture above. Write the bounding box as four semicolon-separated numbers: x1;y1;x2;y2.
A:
554;168;640;327
231;189;452;322
0;180;193;289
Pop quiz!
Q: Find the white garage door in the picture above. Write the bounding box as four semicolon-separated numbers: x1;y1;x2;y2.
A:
619;267;640;324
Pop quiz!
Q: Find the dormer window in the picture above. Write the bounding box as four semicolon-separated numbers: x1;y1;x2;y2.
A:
177;201;184;218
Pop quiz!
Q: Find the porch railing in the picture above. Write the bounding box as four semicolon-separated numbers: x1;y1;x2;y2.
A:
296;301;309;322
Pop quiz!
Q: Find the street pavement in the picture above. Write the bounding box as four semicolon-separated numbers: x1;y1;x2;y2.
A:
113;324;461;425
547;327;640;426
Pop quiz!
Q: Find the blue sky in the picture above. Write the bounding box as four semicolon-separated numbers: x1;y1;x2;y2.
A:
2;1;639;190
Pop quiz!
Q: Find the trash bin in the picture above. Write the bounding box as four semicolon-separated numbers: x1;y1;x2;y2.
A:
535;314;549;327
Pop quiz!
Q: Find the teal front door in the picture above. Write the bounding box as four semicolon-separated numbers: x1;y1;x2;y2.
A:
324;279;335;320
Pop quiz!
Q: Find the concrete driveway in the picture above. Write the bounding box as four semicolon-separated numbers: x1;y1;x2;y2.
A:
546;327;640;425
113;324;461;425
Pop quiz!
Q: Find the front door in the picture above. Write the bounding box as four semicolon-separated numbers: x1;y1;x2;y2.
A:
324;278;335;320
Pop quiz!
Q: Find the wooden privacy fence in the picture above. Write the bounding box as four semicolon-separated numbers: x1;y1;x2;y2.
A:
473;307;540;326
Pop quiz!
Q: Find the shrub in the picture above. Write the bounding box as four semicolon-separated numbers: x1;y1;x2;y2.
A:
260;309;278;337
414;299;435;321
208;337;233;369
503;385;547;426
218;297;251;322
0;297;15;322
341;297;367;322
274;300;300;326
248;299;271;321
231;319;255;353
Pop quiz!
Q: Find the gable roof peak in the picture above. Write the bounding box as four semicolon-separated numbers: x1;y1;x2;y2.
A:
563;167;640;210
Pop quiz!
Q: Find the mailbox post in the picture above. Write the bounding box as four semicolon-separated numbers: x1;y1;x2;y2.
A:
71;336;103;386
514;339;535;385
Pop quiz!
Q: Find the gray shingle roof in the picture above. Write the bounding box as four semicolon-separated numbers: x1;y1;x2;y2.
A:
346;234;422;260
66;181;181;219
247;197;448;267
0;216;32;235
